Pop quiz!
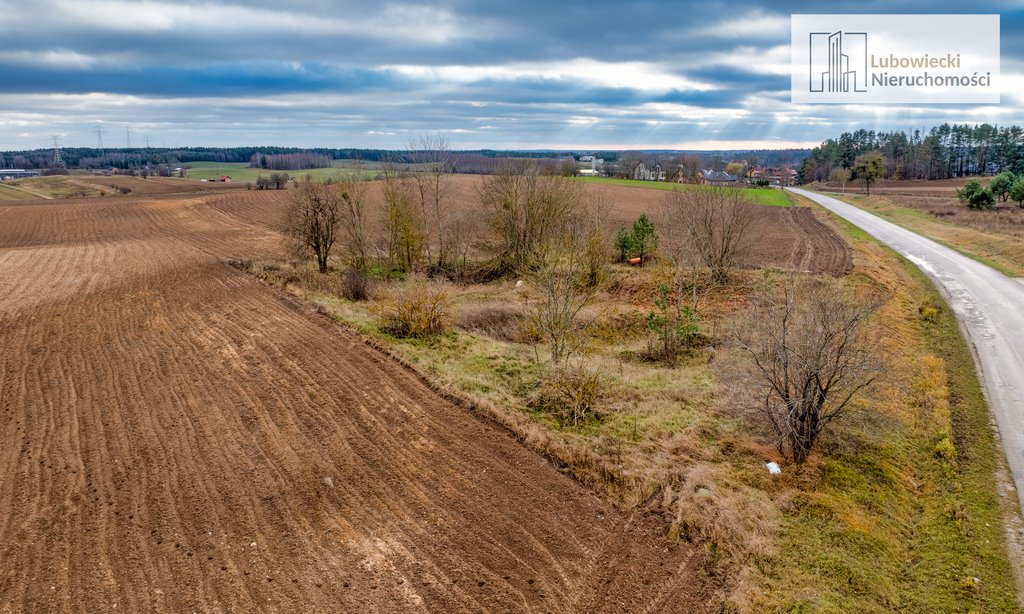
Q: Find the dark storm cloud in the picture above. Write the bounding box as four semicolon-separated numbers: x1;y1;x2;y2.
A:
0;0;1021;149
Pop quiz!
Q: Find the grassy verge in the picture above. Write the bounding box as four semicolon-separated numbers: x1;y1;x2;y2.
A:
821;191;1024;278
572;176;791;207
750;195;1021;612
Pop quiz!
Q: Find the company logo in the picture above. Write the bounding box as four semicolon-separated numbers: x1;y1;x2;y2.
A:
809;31;867;93
791;15;1000;104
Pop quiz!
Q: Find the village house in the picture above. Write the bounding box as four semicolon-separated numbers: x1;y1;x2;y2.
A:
632;161;665;181
748;167;798;186
701;169;738;184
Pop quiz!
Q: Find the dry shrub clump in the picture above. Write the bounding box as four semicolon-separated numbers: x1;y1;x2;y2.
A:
457;302;527;342
341;267;372;301
530;363;606;427
376;276;454;338
664;463;778;563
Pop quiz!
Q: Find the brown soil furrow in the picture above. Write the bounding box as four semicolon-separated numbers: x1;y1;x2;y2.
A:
0;187;723;612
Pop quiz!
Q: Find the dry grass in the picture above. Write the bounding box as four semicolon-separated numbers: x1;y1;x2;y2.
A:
11;176;106;199
237;199;1018;612
821;190;1024;276
374;276;454;338
456;301;528;343
530;363;607;427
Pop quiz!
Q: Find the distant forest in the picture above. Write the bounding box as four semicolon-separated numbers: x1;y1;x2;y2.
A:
0;144;812;175
0;146;620;171
800;124;1024;182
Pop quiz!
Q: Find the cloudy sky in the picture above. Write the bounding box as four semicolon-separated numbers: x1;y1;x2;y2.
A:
1;0;1023;151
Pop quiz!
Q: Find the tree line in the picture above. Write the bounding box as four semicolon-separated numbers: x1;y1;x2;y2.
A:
800;124;1024;183
0;145;602;172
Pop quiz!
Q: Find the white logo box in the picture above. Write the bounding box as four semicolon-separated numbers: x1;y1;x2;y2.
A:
791;14;1000;104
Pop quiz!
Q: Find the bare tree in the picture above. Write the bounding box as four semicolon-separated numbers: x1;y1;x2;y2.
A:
666;186;755;284
736;276;886;464
270;172;291;190
447;208;485;281
336;169;370;272
480;159;583;275
381;158;426;273
676;155;703;184
286;178;340;274
829;167;851;193
660;194;714;314
522;215;603;367
409;135;455;270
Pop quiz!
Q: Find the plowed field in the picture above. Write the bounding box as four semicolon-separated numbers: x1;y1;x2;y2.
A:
205;175;853;275
0;191;719;612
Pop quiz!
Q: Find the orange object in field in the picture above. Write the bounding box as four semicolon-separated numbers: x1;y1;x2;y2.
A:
628;257;642;266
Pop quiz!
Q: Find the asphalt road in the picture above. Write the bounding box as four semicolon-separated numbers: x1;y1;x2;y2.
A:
788;187;1024;508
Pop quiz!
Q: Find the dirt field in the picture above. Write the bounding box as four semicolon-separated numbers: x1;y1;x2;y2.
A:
206;175;853;275
818;177;1024;241
0;189;721;612
79;176;239;196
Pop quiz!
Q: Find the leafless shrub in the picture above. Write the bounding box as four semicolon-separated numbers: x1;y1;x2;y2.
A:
735;275;887;464
341;267;371;301
580;195;613;286
376;276;454;338
270;172;290;190
664;186;755;284
530;363;606;427
285;178;340;274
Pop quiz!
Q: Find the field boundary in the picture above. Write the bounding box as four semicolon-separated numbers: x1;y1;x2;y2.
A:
795;191;1024;607
814;189;1024;278
571;176;792;206
228;260;651;509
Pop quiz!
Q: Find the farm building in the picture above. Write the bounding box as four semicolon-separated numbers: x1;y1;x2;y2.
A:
0;169;41;180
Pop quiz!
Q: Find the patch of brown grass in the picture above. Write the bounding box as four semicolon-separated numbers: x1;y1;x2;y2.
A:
456;301;527;342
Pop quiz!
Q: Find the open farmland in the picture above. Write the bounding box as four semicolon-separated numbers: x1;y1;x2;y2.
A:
208;174;851;275
0;187;722;612
184;161;378;183
573;176;793;207
2;176;1012;612
815;177;1024;276
0;183;35;200
209;174;1014;610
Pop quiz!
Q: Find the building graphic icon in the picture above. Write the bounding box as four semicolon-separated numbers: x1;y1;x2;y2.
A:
809;31;867;93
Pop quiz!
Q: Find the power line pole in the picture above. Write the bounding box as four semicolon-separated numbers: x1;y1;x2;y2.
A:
51;135;64;168
96;125;104;154
126;127;132;150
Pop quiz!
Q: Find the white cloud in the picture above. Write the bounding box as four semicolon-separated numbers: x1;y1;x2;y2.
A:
702;45;791;76
386;58;716;92
0;49;101;70
27;1;478;45
698;9;789;39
